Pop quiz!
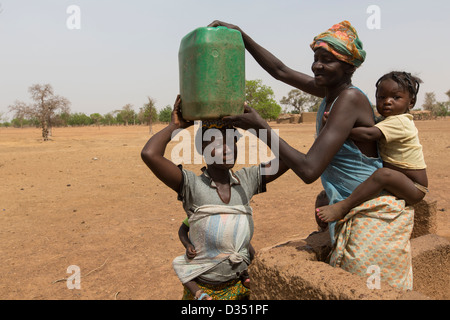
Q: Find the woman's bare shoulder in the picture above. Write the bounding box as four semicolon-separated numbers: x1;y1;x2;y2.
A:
334;87;372;115
341;87;370;103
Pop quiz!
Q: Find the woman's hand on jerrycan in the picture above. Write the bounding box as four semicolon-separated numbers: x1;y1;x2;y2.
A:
224;103;267;131
171;95;194;129
208;20;240;31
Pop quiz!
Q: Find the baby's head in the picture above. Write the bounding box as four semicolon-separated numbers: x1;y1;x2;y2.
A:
375;71;422;117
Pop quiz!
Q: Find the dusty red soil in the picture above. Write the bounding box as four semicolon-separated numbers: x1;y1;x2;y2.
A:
0;119;448;300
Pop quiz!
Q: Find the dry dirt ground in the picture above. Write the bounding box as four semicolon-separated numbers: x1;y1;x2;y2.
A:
1;119;449;300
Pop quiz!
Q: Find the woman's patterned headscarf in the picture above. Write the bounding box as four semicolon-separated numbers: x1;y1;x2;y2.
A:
310;20;366;68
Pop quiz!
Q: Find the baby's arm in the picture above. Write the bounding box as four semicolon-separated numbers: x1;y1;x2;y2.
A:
178;223;196;259
349;126;383;142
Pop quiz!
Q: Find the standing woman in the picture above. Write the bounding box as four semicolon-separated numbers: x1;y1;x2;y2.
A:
210;20;414;290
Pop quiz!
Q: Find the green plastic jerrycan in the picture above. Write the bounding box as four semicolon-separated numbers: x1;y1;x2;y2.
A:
179;27;245;120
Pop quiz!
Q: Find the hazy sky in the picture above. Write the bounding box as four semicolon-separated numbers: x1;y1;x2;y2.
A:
1;0;449;120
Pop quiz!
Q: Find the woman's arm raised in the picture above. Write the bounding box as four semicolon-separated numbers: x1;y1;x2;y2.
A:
208;20;325;98
227;90;365;184
141;95;193;192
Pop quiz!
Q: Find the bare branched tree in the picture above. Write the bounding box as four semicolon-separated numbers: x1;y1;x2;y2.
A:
280;89;322;113
8;100;30;128
28;84;71;141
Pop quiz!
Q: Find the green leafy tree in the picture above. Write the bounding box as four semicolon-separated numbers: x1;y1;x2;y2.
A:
102;112;116;126
421;91;450;117
58;112;71;127
139;97;158;134
245;79;281;120
445;89;450;116
434;102;449;117
0;111;10;127
116;104;135;126
11;118;33;128
422;92;443;117
90;113;103;127
68;112;92;126
158;105;172;123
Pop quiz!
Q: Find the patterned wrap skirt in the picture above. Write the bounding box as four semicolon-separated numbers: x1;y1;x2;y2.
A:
329;195;414;290
182;278;250;300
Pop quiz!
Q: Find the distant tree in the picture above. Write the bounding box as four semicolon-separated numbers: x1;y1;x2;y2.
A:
51;112;69;127
90;113;103;128
8;100;29;128
445;89;450;116
58;112;71;127
245;79;281;120
0;111;9;127
102;112;116;126
68;112;92;126
11;118;33;128
140;97;158;134
421;92;446;118
422;92;437;113
434;102;449;117
22;84;71;140
280;89;321;113
158;105;172;123
117;104;135;126
307;97;322;112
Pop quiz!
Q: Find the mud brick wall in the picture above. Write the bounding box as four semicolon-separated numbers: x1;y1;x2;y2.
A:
300;112;317;123
249;199;448;300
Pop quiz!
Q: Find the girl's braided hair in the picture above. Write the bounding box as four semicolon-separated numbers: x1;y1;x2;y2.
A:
376;71;423;108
